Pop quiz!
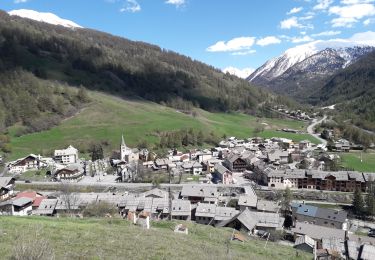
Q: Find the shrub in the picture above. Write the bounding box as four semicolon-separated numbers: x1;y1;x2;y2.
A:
83;201;118;218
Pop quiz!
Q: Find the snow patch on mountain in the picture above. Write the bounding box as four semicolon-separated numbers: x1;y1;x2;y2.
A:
8;9;82;29
248;32;375;83
223;67;254;79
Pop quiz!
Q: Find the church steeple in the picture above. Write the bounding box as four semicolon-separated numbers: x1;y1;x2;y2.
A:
121;134;126;147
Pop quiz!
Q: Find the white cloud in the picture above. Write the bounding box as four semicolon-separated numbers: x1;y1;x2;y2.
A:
14;0;29;3
291;35;314;43
311;30;342;36
314;0;334;10
206;37;256;52
222;67;255;79
341;0;374;4
299;15;314;20
280;16;304;29
256;36;281;46
120;0;141;13
329;3;375;27
165;0;185;7
287;7;303;15
349;30;375;45
363;17;375;24
231;50;257;56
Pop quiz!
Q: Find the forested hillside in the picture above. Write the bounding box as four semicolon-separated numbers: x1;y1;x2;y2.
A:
0;10;272;113
312;50;375;130
0;70;89;134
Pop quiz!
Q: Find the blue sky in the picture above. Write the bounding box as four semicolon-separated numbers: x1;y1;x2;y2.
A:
2;0;375;77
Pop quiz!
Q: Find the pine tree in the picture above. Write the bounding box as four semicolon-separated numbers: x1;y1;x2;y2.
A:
281;187;292;216
366;178;375;217
353;187;365;216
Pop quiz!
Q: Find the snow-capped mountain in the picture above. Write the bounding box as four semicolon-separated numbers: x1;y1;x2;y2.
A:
8;9;82;29
247;33;375;99
222;67;254;79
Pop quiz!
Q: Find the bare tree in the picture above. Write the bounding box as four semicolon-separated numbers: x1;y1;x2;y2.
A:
60;182;80;216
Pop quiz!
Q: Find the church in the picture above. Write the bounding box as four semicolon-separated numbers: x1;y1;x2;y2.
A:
120;134;139;164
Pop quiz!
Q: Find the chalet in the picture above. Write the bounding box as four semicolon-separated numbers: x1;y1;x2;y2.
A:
55;198;80;214
15;191;45;210
291;203;348;230
263;169;368;192
53;164;84;182
219;208;283;232
212;164;233;185
203;158;222;173
150;198;169;219
33;198;58;216
171;199;191;220
223;154;248;172
54;145;79;165
213;206;239;225
254;212;284;232
7;154;48;174
180;185;219;204
154;158;171;170
181;161;203;175
267;150;289;165
196;151;212;163
332;139;350;152
291;222;346;241
0;177;15;201
0;197;33;216
294;235;315;254
221;208;258;232
195;203;216;225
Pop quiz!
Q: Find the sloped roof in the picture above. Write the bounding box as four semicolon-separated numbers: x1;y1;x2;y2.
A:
315;208;347;223
236;208;258;231
171;199;191;216
291;222;345;240
238;195;257;208
195;203;216;218
12;197;33;207
214;207;239;221
141;188;168;199
34;199;58;215
256;200;279;213
180;185;218;198
0;177;14;188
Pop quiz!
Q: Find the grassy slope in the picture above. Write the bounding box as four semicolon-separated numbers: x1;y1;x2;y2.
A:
0;216;310;260
8;91;318;160
340;152;375;172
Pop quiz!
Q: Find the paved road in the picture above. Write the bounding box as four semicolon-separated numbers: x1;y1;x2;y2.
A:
307;115;328;146
15;180;248;189
292;200;351;206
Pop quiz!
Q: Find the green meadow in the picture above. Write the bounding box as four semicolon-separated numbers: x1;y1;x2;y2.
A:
8;91;318;160
0;216;310;260
340;152;375;172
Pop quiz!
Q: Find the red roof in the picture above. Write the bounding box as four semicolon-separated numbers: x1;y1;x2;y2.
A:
16;191;45;207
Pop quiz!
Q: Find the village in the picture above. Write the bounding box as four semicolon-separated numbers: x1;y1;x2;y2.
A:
1;131;375;259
